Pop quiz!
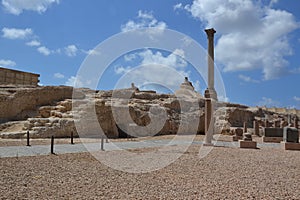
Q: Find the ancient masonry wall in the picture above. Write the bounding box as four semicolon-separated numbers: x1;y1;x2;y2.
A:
0;67;40;87
0;86;75;122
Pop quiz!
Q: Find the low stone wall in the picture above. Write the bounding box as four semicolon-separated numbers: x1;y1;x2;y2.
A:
0;86;77;122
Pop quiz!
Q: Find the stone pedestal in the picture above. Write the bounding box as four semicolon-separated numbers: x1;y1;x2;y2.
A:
283;127;299;143
262;136;283;143
232;128;243;141
204;98;214;145
243;122;247;133
281;142;300;151
263;127;284;143
253;120;259;136
239;140;257;149
204;88;217;100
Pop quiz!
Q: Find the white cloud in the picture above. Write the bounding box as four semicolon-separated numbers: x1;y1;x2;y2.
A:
82;49;101;56
37;46;51;56
2;27;33;39
65;76;92;88
0;59;16;67
54;72;64;79
173;3;183;11
124;54;136;62
238;74;260;83
269;0;279;7
116;64;188;92
139;49;187;68
114;49;189;91
294;96;300;102
114;66;131;75
289;67;300;74
219;95;230;103
2;0;60;15
183;0;299;80
258;97;280;107
65;76;76;87
26;40;41;47
193;80;201;92
65;45;78;57
121;10;167;32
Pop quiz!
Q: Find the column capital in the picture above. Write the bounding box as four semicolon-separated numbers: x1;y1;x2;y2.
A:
205;28;216;38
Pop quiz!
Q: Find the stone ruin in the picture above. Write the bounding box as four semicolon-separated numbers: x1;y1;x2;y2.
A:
0;79;299;139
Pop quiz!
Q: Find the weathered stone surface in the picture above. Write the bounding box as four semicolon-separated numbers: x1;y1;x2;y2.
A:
232;135;243;141
264;128;283;137
175;77;202;99
243;133;252;141
0;86;83;122
262;136;283;143
239;140;257;149
1;85;300;139
281;142;300;150
213;107;254;134
283;127;299;143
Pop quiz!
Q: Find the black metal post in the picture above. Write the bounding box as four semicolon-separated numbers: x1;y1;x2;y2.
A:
26;131;30;146
71;131;74;145
51;136;54;154
101;135;104;151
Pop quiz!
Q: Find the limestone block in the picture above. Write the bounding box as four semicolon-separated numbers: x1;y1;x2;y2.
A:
0;131;27;139
58;100;72;111
263;136;283;143
39;118;50;124
55;105;67;113
283;127;299;143
281;142;300;151
62;113;73;118
24;122;33;130
239;140;257;149
34;122;42;127
50;111;63;118
39;106;53;118
264;128;283;137
45;123;52;128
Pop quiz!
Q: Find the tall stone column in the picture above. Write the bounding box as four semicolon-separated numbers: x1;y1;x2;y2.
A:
204;28;218;101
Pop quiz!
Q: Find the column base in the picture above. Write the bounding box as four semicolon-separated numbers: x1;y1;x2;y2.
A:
203;143;214;147
204;88;218;101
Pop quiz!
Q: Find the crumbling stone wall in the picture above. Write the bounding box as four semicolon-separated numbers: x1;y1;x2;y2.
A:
0;86;76;122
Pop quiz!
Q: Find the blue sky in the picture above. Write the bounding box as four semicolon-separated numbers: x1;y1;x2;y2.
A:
0;0;300;109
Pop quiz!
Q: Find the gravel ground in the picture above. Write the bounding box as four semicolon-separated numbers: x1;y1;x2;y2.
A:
1;143;299;199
